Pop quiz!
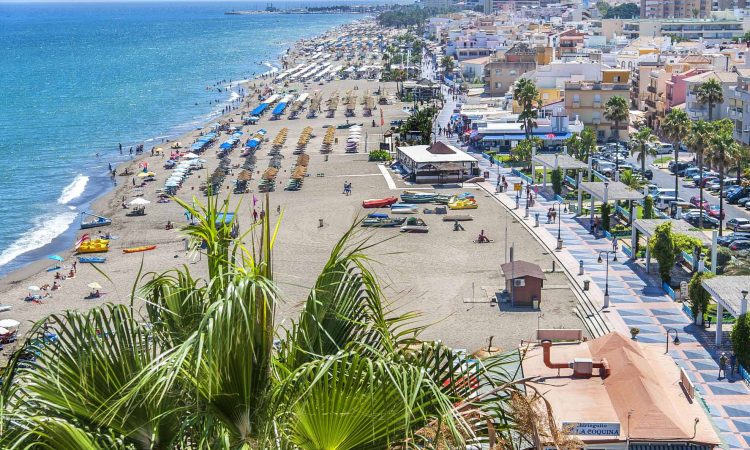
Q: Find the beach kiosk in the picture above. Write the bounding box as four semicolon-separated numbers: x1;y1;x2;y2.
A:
501;260;545;308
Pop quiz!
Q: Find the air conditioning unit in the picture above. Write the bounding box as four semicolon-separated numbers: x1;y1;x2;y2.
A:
513;278;526;287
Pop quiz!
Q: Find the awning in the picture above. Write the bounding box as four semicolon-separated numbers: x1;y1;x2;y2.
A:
480;132;572;142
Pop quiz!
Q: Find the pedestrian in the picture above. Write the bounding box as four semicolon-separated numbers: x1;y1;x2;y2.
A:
546;208;552;224
730;352;737;380
343;181;348;195
72;261;77;273
612;239;619;253
132;177;135;186
347;182;352;196
551;209;556;223
719;352;728;379
252;209;258;223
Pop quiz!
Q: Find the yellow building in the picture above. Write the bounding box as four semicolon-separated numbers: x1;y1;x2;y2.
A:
564;70;631;142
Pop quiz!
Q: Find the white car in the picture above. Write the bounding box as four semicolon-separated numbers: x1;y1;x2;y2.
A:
654;143;674;155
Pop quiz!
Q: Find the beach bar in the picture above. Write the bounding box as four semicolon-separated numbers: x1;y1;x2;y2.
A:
396;142;478;184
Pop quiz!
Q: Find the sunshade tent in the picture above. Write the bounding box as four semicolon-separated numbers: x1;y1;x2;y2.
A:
183;152;200;159
87;282;102;290
28;285;40;291
129;198;151;206
48;255;64;262
0;319;20;328
0;327;9;335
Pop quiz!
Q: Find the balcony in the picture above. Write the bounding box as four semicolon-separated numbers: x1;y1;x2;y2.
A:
647;85;657;94
593;101;602;108
645;99;656;108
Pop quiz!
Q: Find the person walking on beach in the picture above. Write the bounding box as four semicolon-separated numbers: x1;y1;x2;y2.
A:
343;181;348;195
612;239;619;253
252;209;258;223
72;261;77;274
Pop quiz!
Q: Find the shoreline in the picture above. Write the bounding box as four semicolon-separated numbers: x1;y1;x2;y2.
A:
0;17;359;280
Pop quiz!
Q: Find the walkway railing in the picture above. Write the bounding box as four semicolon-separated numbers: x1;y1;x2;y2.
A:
663;282;677;300
511;168;533;185
564;175;577;188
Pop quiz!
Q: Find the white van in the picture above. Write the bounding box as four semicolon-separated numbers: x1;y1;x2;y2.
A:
655;143;674;155
655;195;686;210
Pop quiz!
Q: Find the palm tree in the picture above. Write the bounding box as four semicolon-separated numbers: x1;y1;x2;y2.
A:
604;95;630;173
707;119;738;235
661;108;691;199
686;120;713;229
513;78;542;146
631;126;659;174
696;78;724;122
580;127;597;164
1;196;547;450
440;55;455;80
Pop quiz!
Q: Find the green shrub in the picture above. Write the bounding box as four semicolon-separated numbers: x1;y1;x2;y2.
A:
732;313;750;367
643;195;654;219
551;168;563;196
688;271;713;322
368;150;391;161
652;222;675;283
601;203;611;231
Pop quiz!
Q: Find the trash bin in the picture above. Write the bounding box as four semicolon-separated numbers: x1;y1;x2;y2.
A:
583;280;590;291
483;171;490;178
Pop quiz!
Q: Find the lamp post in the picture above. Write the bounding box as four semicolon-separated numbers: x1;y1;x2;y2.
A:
665;327;680;354
553;201;563;250
598;250;618;309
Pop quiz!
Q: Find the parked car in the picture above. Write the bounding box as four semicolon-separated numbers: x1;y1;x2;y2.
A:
669;161;691;174
728;187;750;204
727;218;750;230
730;240;750;251
695;177;719;188
656;195;686;210
719;232;750;246
636;168;653;180
689;196;710;210
706;204;725;220
681;167;700;178
685;213;720;228
655;143;674;155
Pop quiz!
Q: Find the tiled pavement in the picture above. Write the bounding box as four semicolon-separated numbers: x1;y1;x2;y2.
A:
455;143;750;449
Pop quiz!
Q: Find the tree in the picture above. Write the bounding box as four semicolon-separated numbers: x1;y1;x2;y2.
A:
732;314;750;368
651;222;676;283
619;169;642;190
601;203;611;231
643;195;655;219
401;106;437;144
512;137;541;171
579;127;597;163
696;78;724;122
661;108;691;198
441;55;455;79
0;195;533;449
707;121;738;235
603;2;639;18
686;120;712;229
688;271;713;323
551;167;563;196
630;126;658;174
604;95;629;143
514;78;542;146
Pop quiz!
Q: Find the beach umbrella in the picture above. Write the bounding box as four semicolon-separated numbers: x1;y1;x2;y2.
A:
137;172;155;178
28;285;40;291
184;152;200;159
0;327;9;336
87;282;102;290
48;255;64;262
129;198;151;206
0;319;20;329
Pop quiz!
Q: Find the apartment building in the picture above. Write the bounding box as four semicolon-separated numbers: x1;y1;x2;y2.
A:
565;73;631;142
640;0;710;19
483;43;540;96
726;68;750;145
623;18;746;43
684;70;737;121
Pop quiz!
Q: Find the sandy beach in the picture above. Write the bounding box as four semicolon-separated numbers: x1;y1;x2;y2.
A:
0;19;584;358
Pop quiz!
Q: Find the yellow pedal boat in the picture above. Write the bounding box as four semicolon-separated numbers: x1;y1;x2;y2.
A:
77;239;110;253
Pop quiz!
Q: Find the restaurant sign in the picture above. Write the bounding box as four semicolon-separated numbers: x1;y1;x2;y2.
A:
562;422;620;437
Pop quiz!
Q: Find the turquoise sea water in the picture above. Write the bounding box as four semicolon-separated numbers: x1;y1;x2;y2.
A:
0;1;361;274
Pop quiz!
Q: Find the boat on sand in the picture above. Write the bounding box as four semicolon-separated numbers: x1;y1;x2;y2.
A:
78;256;107;264
400;217;428;233
123;245;157;254
362;197;398;208
362;217;406;228
400;191;436;203
80;212;112;229
77;239;109;254
390;203;418;214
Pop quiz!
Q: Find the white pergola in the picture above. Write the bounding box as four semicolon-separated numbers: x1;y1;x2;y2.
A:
631;219;716;275
531;153;589;189
578;181;644;225
702;276;750;346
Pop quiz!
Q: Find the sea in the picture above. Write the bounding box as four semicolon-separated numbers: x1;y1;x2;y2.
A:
0;1;380;275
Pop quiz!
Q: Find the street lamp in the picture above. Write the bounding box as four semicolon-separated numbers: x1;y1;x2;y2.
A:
598;250;618;309
553;201;563;250
665;327;680;354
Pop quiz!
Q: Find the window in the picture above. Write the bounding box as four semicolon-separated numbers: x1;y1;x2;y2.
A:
509;70;517;75
495;69;502;75
495;82;501;88
613;75;621;82
573;94;581;103
594;94;602;103
542;93;549;100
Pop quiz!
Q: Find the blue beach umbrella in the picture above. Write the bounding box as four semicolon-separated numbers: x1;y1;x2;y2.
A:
48;255;64;262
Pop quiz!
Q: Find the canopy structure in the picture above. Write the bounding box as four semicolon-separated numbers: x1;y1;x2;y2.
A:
702;275;750;346
630;219;716;276
577;181;644;228
531;153;588;191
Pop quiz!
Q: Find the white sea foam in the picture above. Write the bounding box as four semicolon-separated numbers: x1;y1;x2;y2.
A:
57;174;89;205
0;212;77;267
229;91;240;102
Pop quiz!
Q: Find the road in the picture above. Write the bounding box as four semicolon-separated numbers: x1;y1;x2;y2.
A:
628;153;749;225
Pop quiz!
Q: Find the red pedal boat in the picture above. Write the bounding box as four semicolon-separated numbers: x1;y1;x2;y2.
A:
362;197;398;208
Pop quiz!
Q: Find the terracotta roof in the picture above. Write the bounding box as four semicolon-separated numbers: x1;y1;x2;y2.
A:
679;55;711;64
427;141;456;155
522;333;721;445
500;260;546;280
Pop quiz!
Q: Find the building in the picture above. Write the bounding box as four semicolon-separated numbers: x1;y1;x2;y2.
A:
640;0;710;19
684;70;737;121
728;67;750;144
564;70;631;142
500;260;545;307
460;56;490;81
420;0;453;8
475;110;583;151
623;18;746;43
402;78;441;101
483;44;540;96
521;333;721;450
396;142;479;183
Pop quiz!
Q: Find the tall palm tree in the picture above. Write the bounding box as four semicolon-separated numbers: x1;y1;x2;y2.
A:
686;120;713;229
707;119;739;235
579;127;597;163
696;77;724;122
440;55;454;80
514;78;542;146
661;108;691;199
1;196;545;450
604;95;630;173
631;126;659;174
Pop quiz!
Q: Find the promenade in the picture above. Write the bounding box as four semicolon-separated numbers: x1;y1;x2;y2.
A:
435;96;750;449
